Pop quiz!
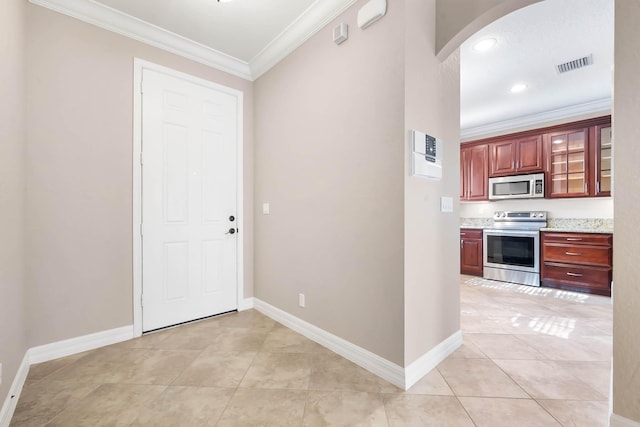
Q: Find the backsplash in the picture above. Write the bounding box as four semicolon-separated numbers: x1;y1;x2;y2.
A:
460;197;613;219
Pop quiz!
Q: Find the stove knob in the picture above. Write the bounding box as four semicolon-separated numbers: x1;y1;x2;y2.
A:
532;213;538;218
501;212;507;218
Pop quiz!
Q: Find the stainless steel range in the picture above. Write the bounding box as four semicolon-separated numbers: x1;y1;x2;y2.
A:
483;211;547;287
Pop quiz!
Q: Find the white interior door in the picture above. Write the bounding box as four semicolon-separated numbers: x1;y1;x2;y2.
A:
141;68;238;332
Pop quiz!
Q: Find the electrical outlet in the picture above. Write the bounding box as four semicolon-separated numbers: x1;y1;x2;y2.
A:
262;203;270;215
299;293;305;308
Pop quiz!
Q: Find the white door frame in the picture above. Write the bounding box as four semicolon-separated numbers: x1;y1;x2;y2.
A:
132;58;244;337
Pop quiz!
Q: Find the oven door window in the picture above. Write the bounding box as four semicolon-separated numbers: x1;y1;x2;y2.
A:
486;234;535;268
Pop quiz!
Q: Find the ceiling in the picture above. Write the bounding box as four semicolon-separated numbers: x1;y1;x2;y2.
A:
32;0;613;137
460;0;613;138
96;0;318;62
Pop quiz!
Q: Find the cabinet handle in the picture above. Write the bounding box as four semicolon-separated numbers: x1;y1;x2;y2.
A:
461;240;464;249
565;252;581;256
566;238;582;241
460;233;466;236
566;272;583;277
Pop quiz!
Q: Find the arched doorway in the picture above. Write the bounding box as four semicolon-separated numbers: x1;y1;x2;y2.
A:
436;1;639;425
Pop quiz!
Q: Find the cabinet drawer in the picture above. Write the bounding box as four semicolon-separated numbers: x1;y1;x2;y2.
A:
543;262;611;290
460;228;483;239
542;232;612;246
543;243;611;267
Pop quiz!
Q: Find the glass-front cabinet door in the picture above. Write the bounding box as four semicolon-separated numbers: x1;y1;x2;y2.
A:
547;128;590;197
594;125;612;196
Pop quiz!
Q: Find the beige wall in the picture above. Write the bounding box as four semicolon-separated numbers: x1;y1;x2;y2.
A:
24;4;254;346
0;0;27;405
403;0;461;365
612;0;640;423
254;0;406;365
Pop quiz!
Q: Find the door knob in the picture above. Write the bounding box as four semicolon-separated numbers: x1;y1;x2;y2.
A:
226;228;236;235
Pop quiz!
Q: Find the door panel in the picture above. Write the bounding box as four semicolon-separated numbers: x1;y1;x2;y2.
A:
142;69;238;332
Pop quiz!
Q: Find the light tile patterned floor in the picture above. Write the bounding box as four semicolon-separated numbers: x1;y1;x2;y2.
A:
11;275;612;426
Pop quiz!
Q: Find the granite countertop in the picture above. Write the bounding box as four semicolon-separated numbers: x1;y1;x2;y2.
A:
461;218;613;234
541;218;613;234
460;218;492;229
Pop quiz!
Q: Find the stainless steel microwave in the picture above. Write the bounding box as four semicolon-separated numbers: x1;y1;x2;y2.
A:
488;173;545;200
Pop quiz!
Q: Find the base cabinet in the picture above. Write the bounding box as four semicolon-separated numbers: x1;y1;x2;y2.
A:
461;228;483;276
541;232;612;296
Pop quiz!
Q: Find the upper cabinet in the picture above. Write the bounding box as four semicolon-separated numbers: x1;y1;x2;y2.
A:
593;124;612;197
489;136;543;177
460;115;612;201
545;128;590;198
460;144;489;201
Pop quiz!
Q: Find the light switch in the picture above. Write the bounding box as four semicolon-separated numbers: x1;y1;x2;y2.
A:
262;203;270;215
440;196;453;213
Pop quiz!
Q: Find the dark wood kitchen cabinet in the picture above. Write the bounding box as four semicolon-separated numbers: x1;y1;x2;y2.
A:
489;135;543;177
460;144;489;201
461;115;612;200
460;228;483;276
541;231;613;296
593;124;612;197
545;127;590;198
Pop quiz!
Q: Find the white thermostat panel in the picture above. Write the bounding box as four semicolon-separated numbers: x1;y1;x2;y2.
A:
410;130;443;180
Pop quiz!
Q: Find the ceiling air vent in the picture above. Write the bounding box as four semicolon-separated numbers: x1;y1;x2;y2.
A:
556;54;593;74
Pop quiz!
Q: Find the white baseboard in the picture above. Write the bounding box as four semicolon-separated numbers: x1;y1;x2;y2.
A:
254;298;462;390
0;353;30;427
405;330;463;390
29;325;134;365
253;298;406;388
611;414;640;427
0;325;134;426
238;297;255;311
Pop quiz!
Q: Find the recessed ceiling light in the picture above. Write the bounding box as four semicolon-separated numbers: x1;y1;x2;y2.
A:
510;83;528;93
473;38;497;52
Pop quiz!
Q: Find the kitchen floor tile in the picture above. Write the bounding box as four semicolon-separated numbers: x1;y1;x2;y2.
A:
129;386;233;427
494;359;607;401
239;352;312;390
437;358;529;398
382;394;475;426
215;388;307;427
465;333;546;360
458;396;561;427
537;399;610;427
11;277;612;426
303;390;389;427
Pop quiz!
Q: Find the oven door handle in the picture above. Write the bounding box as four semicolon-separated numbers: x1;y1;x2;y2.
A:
483;229;539;237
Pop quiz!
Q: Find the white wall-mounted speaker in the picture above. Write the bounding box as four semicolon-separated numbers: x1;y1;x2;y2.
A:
357;0;387;29
333;22;348;45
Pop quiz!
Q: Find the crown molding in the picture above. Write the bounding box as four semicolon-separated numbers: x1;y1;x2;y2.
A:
29;0;359;82
29;0;253;80
460;98;612;141
249;0;359;79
